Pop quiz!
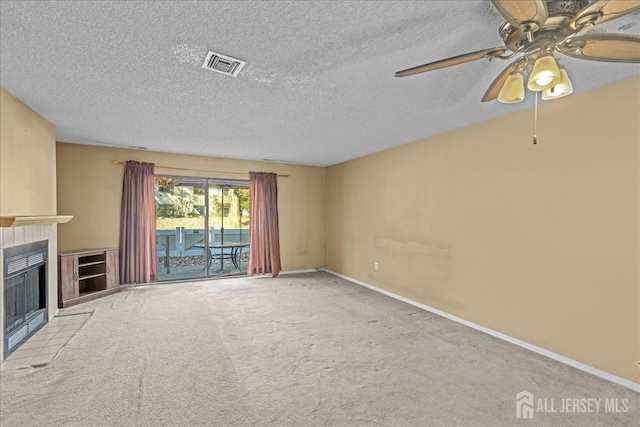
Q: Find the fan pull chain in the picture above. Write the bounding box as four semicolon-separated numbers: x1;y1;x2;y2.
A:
533;91;538;145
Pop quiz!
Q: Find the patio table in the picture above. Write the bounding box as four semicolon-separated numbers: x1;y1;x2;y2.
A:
193;242;249;273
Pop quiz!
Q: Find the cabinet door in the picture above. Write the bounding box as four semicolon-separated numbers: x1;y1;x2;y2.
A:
59;255;79;301
106;250;120;289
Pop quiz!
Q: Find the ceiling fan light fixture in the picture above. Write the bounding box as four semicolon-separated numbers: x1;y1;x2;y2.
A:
498;72;525;103
542;66;574;100
396;0;640;104
527;54;561;91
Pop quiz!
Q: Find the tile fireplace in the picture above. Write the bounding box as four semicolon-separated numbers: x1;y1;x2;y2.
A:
0;224;59;360
3;240;48;357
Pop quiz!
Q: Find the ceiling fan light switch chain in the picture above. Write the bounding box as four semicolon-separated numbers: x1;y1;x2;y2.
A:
533;92;539;145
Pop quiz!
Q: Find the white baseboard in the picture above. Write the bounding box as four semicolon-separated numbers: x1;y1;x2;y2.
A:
279;269;319;275
321;268;640;393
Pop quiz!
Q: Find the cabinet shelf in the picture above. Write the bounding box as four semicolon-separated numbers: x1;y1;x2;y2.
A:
79;261;105;268
79;272;105;281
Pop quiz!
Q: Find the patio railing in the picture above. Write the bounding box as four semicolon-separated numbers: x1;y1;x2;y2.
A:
156;227;250;257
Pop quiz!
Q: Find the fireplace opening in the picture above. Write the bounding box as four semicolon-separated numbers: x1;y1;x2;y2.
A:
3;240;48;357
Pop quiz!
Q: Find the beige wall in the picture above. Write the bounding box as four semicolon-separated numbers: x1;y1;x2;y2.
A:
0;87;57;216
325;77;640;383
56;143;325;272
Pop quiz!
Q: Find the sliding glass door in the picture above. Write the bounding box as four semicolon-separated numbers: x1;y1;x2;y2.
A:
155;177;207;280
155;176;250;281
207;183;250;274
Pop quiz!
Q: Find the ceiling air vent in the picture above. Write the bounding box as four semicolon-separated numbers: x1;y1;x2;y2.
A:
202;51;245;77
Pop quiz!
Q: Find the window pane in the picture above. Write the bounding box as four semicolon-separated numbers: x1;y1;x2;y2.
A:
207;184;250;275
155;177;207;281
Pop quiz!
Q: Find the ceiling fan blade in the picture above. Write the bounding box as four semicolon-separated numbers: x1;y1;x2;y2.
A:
490;0;549;28
570;0;640;28
481;58;527;102
395;47;507;77
560;34;640;62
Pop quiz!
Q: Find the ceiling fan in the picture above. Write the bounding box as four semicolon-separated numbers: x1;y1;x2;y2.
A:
395;0;640;103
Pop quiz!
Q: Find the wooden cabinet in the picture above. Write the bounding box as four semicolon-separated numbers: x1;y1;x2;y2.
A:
106;250;119;289
58;248;120;308
59;254;79;300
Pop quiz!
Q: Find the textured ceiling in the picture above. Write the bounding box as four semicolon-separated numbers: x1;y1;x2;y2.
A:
1;1;638;166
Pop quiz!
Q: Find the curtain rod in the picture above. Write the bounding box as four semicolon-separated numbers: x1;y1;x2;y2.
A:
111;160;291;178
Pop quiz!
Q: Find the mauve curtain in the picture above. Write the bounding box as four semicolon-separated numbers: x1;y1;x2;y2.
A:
248;172;281;277
119;161;158;284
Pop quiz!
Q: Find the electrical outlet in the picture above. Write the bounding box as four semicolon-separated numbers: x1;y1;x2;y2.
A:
374;262;379;270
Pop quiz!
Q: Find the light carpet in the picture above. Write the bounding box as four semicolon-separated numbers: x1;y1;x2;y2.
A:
0;272;637;426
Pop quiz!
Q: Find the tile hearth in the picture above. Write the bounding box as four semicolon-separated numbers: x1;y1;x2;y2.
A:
0;312;91;370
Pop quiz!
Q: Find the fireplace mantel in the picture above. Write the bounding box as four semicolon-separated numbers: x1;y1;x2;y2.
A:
0;215;73;228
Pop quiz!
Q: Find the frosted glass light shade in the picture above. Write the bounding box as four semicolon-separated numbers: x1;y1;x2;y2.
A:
527;55;560;91
498;73;525;103
542;67;573;100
